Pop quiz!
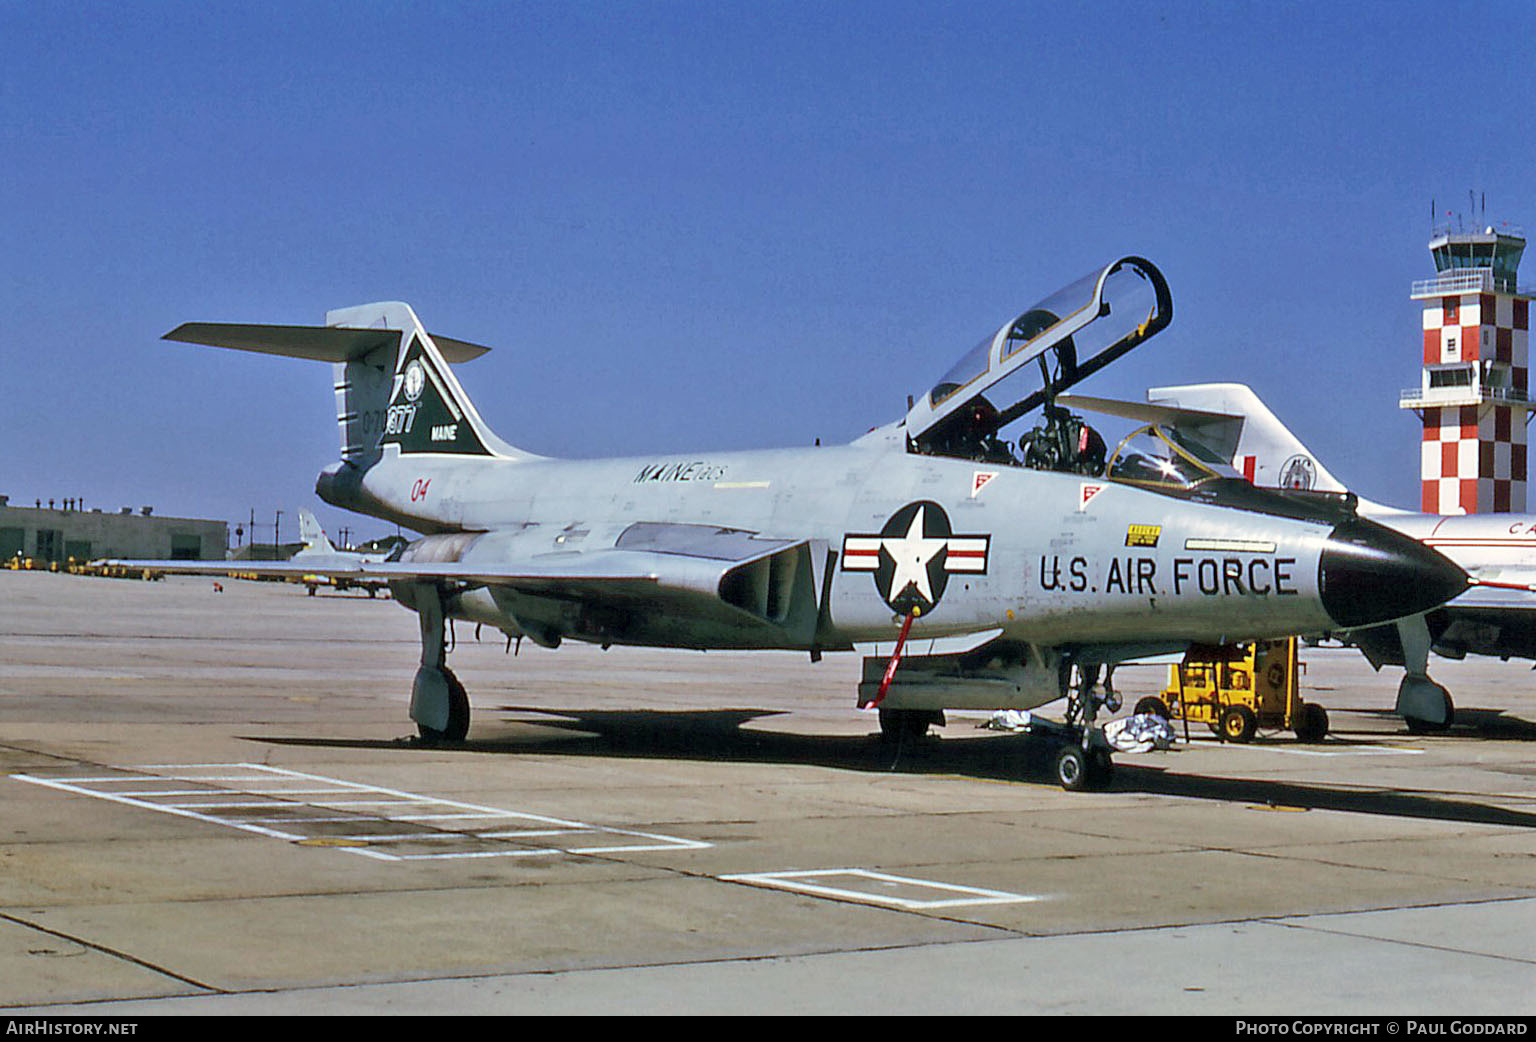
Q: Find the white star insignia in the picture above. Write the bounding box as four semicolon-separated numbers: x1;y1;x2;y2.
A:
882;505;947;606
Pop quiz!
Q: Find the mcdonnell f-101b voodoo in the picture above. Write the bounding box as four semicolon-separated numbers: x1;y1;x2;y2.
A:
118;257;1469;789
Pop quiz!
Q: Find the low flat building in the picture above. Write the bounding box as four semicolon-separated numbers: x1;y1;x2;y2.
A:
0;496;228;562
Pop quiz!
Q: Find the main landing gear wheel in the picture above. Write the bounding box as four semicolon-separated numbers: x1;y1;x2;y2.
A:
417;667;470;744
1054;743;1113;791
409;585;471;744
878;708;944;742
1134;696;1171;720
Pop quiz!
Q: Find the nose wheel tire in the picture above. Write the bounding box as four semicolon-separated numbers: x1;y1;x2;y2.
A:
1054;743;1113;791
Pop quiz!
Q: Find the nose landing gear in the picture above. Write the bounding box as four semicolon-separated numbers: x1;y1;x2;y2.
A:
1050;663;1117;791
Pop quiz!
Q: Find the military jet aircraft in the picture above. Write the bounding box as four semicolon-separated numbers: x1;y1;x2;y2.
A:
293;509;393;597
1102;382;1536;733
110;257;1468;789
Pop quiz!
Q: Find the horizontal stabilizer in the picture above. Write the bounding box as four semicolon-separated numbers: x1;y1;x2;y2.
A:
164;323;492;365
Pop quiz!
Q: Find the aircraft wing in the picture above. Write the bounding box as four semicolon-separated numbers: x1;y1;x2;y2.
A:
100;556;658;585
100;522;837;650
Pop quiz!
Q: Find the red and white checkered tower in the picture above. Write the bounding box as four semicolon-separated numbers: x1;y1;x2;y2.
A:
1401;224;1533;513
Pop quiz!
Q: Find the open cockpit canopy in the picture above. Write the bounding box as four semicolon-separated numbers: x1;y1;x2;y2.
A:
906;256;1172;457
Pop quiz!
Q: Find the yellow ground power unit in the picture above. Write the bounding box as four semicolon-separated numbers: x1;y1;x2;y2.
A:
1137;638;1329;743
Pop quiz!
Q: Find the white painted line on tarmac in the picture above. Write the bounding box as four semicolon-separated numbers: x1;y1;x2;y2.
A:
163;801;300;810
10;773;315;844
390;850;564;861
240;816;369;824
10;763;711;861
1232;744;1425;758
720;868;1042;910
481;829;595;838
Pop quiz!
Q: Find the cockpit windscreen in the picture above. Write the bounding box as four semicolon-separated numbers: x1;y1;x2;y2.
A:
1106;424;1242;491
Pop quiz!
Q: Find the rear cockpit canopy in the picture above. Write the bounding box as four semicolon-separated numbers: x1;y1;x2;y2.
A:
1106;424;1242;492
906;256;1172;463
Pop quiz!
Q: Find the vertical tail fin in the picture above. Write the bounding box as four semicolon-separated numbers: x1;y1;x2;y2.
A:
326;302;536;463
296;510;336;554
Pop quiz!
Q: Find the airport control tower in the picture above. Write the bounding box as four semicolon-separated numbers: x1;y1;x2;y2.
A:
1400;225;1533;513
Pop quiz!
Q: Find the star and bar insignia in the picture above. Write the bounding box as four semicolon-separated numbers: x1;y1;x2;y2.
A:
841;500;990;614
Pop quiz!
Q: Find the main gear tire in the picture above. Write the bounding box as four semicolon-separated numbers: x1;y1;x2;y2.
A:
878;708;943;742
417;667;471;744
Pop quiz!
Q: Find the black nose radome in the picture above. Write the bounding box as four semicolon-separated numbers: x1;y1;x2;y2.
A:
1319;519;1469;629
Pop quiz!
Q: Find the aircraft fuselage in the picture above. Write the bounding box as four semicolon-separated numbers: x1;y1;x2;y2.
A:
321;438;1420;653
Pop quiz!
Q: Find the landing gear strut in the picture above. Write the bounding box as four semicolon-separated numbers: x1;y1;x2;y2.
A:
409;586;470;743
1055;663;1116;790
1396;615;1454;733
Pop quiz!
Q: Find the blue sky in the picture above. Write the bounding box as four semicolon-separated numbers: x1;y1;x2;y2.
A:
4;1;1535;544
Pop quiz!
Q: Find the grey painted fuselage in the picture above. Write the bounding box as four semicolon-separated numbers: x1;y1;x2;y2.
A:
332;432;1343;651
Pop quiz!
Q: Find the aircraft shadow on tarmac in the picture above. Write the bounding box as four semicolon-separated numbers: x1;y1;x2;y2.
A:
1348;706;1536;741
251;705;1536;830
